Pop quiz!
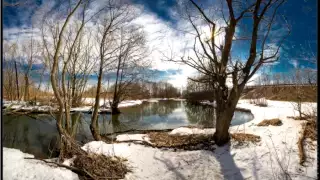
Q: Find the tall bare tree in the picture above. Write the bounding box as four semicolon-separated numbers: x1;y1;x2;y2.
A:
169;0;290;145
90;0;134;140
110;25;149;114
40;0;87;159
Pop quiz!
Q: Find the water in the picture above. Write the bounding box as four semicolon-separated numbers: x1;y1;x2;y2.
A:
2;100;253;158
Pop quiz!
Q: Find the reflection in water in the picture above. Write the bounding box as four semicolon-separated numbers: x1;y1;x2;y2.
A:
3;100;253;158
184;103;215;128
3;115;59;158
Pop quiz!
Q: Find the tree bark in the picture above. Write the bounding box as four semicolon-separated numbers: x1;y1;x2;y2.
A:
90;62;102;141
14;61;20;101
24;74;30;102
111;102;121;114
213;85;242;146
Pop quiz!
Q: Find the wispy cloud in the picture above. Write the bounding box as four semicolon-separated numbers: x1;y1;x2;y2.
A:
289;59;299;68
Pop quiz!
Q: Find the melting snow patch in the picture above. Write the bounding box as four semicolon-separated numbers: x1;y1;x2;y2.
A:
3;148;79;180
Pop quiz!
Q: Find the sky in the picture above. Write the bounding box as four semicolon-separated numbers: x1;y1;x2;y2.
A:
2;0;317;89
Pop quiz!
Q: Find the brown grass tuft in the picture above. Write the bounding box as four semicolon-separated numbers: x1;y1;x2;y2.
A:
257;118;282;126
231;133;261;143
147;132;215;150
305;119;317;141
73;153;130;179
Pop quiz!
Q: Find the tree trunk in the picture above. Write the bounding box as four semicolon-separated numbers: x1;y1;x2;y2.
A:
24;75;29;102
111;102;121;114
213;86;241;146
14;61;20;101
90;59;103;141
213;110;233;146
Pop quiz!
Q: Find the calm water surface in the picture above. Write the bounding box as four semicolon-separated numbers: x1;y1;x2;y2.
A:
3;100;253;158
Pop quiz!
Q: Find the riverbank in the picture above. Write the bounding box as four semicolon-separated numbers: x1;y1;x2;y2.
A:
3;98;185;114
3;100;317;180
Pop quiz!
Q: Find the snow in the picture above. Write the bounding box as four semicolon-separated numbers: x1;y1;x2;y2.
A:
144;99;159;103
3;99;144;113
3;148;78;180
169;127;214;135
82;98;143;108
80;100;317;180
116;134;150;142
3;99;317;180
200;100;216;106
118;100;143;108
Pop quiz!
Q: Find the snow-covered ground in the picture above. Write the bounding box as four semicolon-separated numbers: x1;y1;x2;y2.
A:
82;98;143;107
3;100;317;180
3;148;78;180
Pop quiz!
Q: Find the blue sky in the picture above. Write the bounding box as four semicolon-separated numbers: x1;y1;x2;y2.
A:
3;0;317;87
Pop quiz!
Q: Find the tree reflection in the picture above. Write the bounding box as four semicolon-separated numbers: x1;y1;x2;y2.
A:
184;103;215;128
3;115;58;158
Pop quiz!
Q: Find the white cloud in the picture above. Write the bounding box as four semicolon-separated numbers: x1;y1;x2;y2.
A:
289;59;299;69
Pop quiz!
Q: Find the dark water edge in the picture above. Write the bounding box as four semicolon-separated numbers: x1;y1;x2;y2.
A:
3;100;254;158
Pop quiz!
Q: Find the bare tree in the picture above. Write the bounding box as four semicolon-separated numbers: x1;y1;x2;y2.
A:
3;41;23;101
40;0;87;159
168;0;290;145
110;25;149;114
90;0;134;140
19;30;41;102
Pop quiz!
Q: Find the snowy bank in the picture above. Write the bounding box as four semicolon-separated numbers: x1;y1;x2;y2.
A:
3;148;78;180
3;99;144;114
83;100;317;180
82;98;143;107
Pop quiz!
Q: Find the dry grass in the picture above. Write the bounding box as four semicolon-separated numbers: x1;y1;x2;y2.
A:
257;118;283;126
287;116;309;120
147;132;215;150
73;153;130;179
55;135;130;180
243;86;317;102
298;118;316;166
305;120;317;141
231;133;261;143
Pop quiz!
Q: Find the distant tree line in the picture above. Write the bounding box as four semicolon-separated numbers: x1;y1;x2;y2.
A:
83;81;181;100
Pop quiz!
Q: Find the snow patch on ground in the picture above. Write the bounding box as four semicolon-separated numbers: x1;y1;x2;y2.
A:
169;127;214;135
143;99;159;103
3;148;78;180
116;134;150;142
3;99;144;113
82;98;143;108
